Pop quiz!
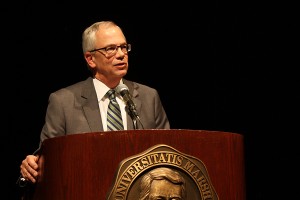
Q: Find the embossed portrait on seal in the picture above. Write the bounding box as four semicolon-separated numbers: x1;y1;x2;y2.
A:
107;144;219;200
139;167;186;200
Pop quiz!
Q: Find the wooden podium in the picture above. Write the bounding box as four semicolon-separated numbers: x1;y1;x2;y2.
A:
24;129;246;200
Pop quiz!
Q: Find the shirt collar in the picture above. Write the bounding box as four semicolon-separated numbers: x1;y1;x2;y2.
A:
93;78;123;101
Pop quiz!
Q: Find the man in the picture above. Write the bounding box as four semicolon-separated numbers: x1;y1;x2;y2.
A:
139;167;186;200
19;20;170;184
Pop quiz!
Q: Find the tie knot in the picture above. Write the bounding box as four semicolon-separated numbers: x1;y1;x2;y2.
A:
107;89;116;100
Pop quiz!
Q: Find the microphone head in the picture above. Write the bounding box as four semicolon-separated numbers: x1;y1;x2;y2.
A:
115;83;129;94
116;83;140;121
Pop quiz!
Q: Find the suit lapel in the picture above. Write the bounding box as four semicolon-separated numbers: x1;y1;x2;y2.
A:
80;77;104;132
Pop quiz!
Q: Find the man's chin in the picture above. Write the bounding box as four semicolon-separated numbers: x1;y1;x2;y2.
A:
116;70;127;77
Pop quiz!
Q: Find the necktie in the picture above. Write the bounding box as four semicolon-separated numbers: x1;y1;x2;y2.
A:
107;89;124;131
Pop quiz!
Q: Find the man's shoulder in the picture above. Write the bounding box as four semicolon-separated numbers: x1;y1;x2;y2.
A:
52;77;93;96
123;79;156;91
66;77;93;89
123;79;158;98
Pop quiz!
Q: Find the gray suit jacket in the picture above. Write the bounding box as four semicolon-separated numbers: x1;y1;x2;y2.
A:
39;77;170;144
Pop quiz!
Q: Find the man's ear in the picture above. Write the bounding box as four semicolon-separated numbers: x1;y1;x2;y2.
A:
84;52;96;69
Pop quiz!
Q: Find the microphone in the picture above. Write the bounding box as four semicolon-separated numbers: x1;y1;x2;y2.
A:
16;175;28;187
115;84;138;117
115;84;144;129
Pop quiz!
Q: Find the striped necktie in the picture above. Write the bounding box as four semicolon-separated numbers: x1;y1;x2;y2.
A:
107;89;124;131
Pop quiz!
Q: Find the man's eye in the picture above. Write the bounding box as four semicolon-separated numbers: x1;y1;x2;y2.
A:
106;46;116;52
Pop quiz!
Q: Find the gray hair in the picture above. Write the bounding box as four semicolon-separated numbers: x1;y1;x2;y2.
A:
82;21;121;53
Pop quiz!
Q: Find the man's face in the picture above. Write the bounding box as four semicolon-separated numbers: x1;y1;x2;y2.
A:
85;25;129;86
149;179;183;200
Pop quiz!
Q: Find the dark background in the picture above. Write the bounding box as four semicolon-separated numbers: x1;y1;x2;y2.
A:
3;0;298;199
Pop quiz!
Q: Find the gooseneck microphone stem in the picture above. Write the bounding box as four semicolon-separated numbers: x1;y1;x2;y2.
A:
133;118;138;130
116;84;144;130
132;114;144;130
134;115;144;129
